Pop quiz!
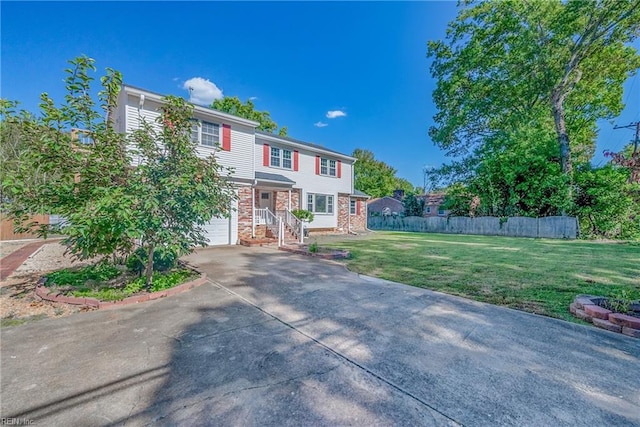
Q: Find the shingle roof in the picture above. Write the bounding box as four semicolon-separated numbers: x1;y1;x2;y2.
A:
255;171;296;184
352;189;370;198
255;130;352;159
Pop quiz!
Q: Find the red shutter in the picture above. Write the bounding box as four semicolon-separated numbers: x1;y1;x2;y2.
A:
356;200;361;215
263;144;270;166
222;124;231;151
337;160;342;178
294;150;299;171
315;156;320;175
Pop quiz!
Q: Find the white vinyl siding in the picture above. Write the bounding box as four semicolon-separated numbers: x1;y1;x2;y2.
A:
124;94;256;181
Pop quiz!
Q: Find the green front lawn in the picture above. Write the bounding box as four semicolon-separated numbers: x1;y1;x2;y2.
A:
323;232;640;321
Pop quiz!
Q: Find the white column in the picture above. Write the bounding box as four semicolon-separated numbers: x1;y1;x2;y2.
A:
251;187;255;238
288;189;291;211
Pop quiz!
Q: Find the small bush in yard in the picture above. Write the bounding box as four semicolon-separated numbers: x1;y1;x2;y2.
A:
126;247;177;273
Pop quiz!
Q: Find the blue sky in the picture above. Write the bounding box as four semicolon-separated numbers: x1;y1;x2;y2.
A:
2;1;638;188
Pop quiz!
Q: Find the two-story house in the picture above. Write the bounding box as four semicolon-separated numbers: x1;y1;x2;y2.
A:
115;84;368;246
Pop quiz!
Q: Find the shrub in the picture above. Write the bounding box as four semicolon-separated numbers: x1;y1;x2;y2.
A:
126;247;177;273
292;209;314;223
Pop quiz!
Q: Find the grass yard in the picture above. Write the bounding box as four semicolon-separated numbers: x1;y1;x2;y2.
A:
322;232;640;322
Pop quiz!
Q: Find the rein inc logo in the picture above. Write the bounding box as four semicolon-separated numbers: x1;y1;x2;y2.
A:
1;419;35;425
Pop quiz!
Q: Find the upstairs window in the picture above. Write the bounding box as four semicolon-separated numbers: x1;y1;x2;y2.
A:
270;147;293;169
319;158;337;177
191;120;219;147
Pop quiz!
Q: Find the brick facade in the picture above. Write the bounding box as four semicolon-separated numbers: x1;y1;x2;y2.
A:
275;189;301;212
351;199;367;231
337;194;367;232
237;186;253;240
337;195;349;231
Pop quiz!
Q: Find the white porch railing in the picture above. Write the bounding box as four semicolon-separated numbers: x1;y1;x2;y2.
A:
279;209;304;244
257;207;283;246
255;208;268;225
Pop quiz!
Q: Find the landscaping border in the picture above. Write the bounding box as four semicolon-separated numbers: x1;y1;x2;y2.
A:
570;295;640;338
35;273;208;309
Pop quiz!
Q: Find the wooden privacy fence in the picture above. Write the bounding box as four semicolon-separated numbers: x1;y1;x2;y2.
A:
1;214;49;241
367;216;578;239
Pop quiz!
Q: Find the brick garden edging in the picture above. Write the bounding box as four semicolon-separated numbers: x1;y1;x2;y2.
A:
570;295;640;338
278;245;350;260
35;273;208;310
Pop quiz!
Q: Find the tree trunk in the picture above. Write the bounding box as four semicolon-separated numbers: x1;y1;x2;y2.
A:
551;90;573;214
551;92;572;177
145;243;155;289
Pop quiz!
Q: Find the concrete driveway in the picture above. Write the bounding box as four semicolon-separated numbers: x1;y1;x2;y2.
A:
1;246;638;426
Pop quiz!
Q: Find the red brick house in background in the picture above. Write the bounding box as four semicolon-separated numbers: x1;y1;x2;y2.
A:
367;191;449;217
367;196;405;216
419;192;448;217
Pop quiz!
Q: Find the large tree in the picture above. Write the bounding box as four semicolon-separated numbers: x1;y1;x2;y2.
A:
352;149;418;198
2;56;236;285
212;96;287;136
428;0;640;192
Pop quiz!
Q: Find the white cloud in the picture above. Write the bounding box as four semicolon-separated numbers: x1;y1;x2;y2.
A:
326;110;346;119
314;121;328;128
183;77;223;105
249;96;259;101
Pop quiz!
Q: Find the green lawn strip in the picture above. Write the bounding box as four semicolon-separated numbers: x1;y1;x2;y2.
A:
323;232;639;321
46;264;197;302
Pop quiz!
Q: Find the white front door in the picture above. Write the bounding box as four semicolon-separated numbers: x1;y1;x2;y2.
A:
259;192;273;211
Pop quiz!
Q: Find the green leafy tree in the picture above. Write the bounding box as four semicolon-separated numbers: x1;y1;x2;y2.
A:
2;56;236;286
403;193;425;217
129;96;236;285
573;164;640;239
211;96;287;136
428;0;640;203
353;148;416;198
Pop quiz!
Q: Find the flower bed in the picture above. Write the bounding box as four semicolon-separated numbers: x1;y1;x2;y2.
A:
35;262;207;309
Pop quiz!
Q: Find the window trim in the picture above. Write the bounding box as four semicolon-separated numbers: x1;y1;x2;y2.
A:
307;193;334;215
191;119;220;147
269;146;293;170
319;157;337;177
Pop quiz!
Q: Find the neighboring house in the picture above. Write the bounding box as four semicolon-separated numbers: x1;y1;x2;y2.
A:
367;196;405;217
114;84;369;246
419;192;448;217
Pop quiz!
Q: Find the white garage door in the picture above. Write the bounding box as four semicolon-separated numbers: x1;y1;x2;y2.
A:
203;198;238;246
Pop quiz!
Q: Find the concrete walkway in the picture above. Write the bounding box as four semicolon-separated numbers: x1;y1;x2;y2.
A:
1;246;638;426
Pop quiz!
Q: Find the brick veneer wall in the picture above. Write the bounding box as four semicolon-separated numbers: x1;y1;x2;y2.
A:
237;186;253;239
337;195;367;232
337;195;349;231
275;189;301;211
351;199;367;231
